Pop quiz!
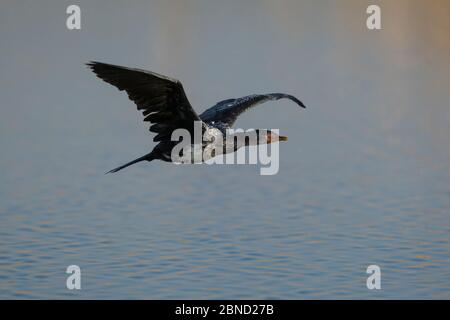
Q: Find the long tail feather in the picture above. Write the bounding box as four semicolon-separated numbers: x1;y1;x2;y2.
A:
106;153;154;174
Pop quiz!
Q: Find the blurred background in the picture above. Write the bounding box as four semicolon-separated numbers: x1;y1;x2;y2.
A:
0;0;449;299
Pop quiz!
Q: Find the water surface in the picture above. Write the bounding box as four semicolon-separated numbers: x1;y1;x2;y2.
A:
0;0;449;299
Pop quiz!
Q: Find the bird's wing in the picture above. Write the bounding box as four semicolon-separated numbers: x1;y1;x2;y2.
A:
199;93;306;127
87;61;203;142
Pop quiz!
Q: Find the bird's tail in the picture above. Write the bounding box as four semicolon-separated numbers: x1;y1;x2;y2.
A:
106;153;154;174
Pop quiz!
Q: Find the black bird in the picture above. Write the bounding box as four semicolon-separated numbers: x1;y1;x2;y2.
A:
87;61;306;173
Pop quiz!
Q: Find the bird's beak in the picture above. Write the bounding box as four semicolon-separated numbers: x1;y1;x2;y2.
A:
279;135;288;142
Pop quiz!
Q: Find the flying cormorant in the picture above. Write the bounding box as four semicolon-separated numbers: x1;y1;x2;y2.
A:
87;61;306;173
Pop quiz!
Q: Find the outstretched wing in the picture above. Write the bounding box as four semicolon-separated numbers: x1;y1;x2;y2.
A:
87;61;203;142
199;93;306;127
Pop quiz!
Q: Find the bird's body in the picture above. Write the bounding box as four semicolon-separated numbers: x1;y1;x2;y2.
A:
87;61;306;173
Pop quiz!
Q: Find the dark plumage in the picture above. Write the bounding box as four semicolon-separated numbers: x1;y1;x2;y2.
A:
87;61;306;173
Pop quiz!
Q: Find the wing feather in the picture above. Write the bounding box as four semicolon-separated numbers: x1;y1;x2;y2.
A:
199;93;305;127
87;61;203;142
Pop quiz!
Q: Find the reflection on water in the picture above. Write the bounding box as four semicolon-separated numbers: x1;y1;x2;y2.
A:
0;0;449;299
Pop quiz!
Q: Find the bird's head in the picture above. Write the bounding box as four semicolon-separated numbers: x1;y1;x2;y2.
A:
255;130;288;144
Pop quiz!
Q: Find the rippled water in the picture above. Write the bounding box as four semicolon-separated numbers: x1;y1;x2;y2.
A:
0;0;449;299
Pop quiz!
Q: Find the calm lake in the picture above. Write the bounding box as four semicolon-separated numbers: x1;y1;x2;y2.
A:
0;0;449;299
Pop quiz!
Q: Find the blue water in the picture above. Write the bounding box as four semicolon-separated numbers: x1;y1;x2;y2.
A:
0;0;449;299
